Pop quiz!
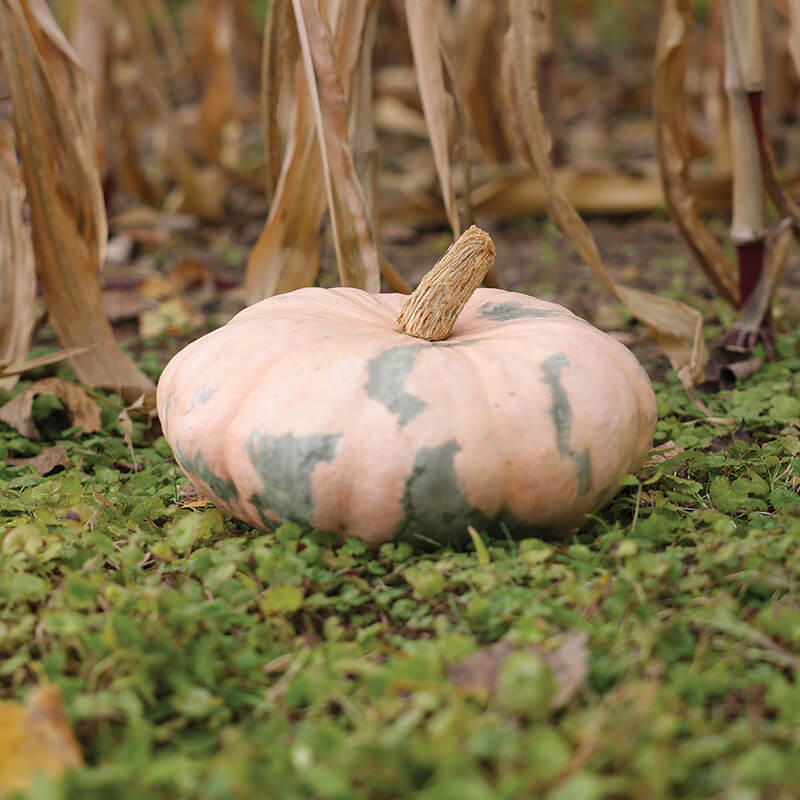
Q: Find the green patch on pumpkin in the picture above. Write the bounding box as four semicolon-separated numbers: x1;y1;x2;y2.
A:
366;340;482;427
396;439;551;547
478;300;569;321
247;431;341;527
541;354;592;497
186;386;218;412
174;443;240;505
366;345;427;427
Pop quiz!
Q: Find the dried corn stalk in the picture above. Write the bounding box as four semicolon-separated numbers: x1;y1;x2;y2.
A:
247;0;381;302
0;123;37;390
507;0;709;388
0;0;152;397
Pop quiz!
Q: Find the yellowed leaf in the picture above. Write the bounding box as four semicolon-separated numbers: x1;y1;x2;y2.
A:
0;685;82;797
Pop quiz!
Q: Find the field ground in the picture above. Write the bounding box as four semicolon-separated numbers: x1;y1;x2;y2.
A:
2;215;800;799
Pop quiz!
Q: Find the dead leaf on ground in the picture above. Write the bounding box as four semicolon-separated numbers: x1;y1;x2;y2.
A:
644;440;684;468
450;632;589;711
0;684;83;798
178;483;212;507
5;445;73;476
0;378;102;440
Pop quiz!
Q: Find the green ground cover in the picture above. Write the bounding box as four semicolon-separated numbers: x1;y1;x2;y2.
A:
1;324;800;799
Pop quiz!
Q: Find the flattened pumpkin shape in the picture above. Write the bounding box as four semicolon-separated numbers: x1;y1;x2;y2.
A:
158;286;656;546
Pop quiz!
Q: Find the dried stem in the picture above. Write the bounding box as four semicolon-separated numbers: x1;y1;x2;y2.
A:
723;0;766;308
396;226;495;341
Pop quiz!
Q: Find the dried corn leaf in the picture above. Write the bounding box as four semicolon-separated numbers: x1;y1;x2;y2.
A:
509;0;708;387
0;347;91;379
446;0;511;162
118;3;226;221
0;123;37;392
0;0;152;398
261;0;293;200
198;0;237;163
0;685;83;797
248;0;379;301
654;0;738;307
404;0;460;237
70;0;109;174
247;67;328;301
351;2;410;294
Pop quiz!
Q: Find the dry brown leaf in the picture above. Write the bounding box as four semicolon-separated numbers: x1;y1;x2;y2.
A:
0;0;153;399
653;0;739;306
507;0;709;388
0;684;83;797
404;0;459;237
450;632;589;711
5;445;73;475
0;377;102;440
0;122;37;392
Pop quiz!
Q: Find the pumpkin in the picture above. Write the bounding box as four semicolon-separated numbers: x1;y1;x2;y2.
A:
157;227;657;547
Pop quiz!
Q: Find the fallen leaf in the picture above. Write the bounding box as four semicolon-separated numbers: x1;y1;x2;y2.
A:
0;684;83;797
450;632;589;711
644;441;685;468
5;445;73;475
178;483;213;507
0;378;101;440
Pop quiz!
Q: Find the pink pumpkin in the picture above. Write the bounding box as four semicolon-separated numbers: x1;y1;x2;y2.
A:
157;228;656;546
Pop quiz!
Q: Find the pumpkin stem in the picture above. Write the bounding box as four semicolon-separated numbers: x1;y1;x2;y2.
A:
395;225;496;341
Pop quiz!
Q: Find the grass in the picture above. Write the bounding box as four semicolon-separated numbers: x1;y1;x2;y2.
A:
1;326;800;799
